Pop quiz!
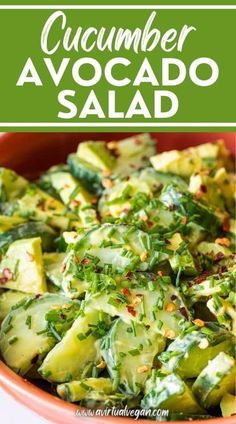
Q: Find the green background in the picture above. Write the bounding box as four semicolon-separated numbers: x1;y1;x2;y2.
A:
0;2;235;131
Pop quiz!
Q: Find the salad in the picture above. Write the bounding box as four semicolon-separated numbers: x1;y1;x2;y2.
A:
0;134;235;421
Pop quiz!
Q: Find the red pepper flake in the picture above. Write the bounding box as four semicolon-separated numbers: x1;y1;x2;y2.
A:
125;176;130;181
223;214;230;232
168;204;175;211
171;294;177;301
213;252;225;263
26;251;35;262
192;270;213;285
102;178;113;189
126;305;136;317
134;136;142;145
0;277;8;284
37;199;46;211
125;271;132;280
121;208;130;216
157;271;163;277
60;262;66;273
35;294;42;299
3;268;13;280
200;184;207;193
72;199;81;207
181;216;187;225
217;265;227;274
195;190;204;200
146;220;154;228
81;257;90;265
179;307;188;319
215;237;230;247
121;287;131;297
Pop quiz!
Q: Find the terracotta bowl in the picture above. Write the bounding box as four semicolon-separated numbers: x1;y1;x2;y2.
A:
0;132;235;424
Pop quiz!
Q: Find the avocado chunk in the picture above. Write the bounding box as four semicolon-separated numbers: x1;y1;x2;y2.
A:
43;252;66;288
57;378;113;402
49;171;98;225
141;373;204;414
0;168;28;202
167;233;197;275
0;290;29;323
220;393;236;417
0;237;47;294
17;186;80;231
189;172;225;210
77;141;116;172
192;352;236;408
0;216;26;233
150;149;202;178
111;133;156;175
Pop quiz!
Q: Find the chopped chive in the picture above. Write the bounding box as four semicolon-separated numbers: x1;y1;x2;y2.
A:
8;336;18;345
25;315;32;329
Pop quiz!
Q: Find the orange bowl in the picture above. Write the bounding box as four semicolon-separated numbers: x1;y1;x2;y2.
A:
0;132;235;424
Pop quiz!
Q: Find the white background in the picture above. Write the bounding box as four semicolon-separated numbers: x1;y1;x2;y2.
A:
0;388;48;424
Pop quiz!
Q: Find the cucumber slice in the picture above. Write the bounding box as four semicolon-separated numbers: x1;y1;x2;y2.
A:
39;309;108;383
184;269;235;304
68;154;103;195
57;378;113;402
192;352;236;408
141;373;204;414
197;241;232;260
100;318;165;394
0;222;57;254
0;293;77;375
160;185;221;235
99;168;187;220
65;223;168;273
88;277;189;338
0;237;47;294
159;323;235;378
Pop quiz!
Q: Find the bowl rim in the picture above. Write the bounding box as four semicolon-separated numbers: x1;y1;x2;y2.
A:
1;361;235;424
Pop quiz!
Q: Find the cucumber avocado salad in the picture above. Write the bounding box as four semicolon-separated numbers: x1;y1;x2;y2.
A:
0;134;235;421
